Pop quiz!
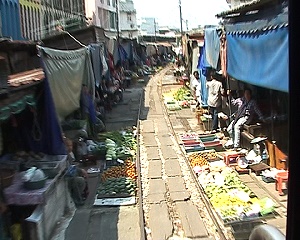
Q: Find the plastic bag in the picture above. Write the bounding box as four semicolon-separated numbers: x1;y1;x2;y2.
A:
10;224;22;240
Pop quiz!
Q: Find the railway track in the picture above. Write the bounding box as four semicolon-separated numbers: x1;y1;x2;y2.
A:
157;70;230;240
136;66;286;240
135;66;231;240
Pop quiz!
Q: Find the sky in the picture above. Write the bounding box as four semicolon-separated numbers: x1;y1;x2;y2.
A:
133;0;230;29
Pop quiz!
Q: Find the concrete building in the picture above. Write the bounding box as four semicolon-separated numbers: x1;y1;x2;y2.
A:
85;0;117;37
19;0;86;40
139;17;156;35
119;0;138;39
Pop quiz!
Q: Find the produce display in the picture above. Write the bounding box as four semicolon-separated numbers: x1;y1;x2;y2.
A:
198;162;274;222
97;177;136;197
105;138;117;161
97;159;137;199
101;159;137;182
188;151;218;168
94;127;138;200
162;87;193;111
173;87;192;101
97;129;137;161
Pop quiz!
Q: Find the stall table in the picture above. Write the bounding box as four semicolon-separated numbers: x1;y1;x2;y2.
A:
3;155;72;240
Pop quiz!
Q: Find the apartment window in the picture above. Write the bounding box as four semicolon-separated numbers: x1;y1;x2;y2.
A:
112;0;116;7
110;11;116;29
107;0;110;6
127;13;131;21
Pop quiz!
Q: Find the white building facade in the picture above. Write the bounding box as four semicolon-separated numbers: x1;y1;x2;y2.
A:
119;0;138;39
139;17;156;35
85;0;117;36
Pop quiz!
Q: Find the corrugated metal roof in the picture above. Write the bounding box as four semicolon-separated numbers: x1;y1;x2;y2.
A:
119;0;136;13
216;0;276;18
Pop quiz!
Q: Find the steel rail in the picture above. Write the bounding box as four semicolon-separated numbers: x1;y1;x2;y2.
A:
136;82;147;240
157;66;229;240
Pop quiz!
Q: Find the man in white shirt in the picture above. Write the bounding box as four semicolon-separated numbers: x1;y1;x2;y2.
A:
206;73;224;132
191;71;201;106
191;71;200;99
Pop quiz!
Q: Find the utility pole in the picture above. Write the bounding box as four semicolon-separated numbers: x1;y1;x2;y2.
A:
154;18;157;42
116;0;120;43
178;0;184;56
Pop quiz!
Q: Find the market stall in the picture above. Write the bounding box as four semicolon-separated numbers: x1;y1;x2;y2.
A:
91;128;138;206
175;131;283;238
0;40;71;240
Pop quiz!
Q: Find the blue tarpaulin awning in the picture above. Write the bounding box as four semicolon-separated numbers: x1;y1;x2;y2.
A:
226;27;288;92
204;28;220;69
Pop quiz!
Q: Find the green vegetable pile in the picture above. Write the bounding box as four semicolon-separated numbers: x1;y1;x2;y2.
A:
105;138;117;161
98;130;137;161
173;87;192;101
97;177;137;197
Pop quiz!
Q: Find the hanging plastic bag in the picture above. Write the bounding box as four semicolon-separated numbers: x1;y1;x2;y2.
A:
10;223;22;240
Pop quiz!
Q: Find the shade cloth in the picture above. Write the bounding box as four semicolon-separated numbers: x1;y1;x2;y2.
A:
198;45;209;106
226;27;288;92
38;46;95;121
204;28;220;69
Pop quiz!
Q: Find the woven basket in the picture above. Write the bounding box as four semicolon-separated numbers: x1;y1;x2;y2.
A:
0;168;15;188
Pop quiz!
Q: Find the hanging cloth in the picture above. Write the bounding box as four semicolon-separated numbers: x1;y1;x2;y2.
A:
204;28;220;69
38;46;95;121
101;46;109;76
89;44;103;87
220;33;227;78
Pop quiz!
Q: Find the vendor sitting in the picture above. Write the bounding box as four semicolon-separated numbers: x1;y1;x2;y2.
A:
64;137;89;206
227;88;265;150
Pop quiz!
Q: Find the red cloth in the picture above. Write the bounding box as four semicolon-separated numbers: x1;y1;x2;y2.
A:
108;53;115;71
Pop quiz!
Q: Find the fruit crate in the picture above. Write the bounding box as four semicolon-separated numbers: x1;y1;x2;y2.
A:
179;133;199;141
199;134;217;142
184;145;205;153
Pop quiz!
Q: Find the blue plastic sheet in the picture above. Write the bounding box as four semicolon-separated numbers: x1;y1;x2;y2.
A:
204;28;220;69
198;45;208;106
226;27;288;92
